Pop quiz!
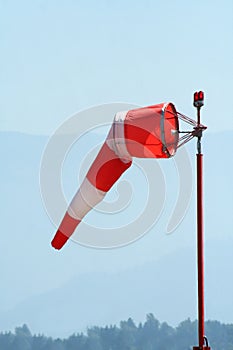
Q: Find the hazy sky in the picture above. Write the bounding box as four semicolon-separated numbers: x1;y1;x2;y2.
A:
1;1;233;334
1;0;233;134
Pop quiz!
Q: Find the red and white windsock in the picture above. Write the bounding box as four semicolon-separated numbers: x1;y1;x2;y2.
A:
51;103;179;249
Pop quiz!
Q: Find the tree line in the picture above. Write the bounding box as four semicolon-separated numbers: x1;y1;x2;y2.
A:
0;314;233;350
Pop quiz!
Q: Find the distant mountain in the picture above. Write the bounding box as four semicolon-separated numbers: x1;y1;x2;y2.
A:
0;237;232;338
0;131;232;337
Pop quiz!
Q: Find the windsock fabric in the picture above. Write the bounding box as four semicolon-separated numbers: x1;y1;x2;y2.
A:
51;102;179;250
124;103;178;158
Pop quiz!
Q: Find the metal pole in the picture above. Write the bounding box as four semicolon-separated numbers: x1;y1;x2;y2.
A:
193;92;210;350
197;146;205;348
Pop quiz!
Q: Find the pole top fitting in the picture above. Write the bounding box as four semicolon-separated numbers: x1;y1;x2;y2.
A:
193;91;204;108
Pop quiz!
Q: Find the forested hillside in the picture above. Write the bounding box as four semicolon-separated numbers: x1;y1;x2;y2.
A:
0;314;232;350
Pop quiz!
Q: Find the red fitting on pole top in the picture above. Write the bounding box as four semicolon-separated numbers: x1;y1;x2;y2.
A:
193;91;204;108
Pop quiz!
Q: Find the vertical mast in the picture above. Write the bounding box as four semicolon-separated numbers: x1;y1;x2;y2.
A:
193;91;210;350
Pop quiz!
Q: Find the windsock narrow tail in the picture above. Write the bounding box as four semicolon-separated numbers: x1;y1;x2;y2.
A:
51;135;132;250
51;212;81;250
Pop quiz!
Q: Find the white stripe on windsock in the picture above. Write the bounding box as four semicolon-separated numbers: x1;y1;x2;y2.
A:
68;177;106;220
107;110;132;163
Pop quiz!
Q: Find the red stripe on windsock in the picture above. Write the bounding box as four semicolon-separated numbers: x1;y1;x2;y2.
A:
86;141;132;192
51;212;81;250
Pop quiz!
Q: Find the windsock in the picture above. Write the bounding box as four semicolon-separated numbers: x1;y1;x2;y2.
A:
51;103;179;249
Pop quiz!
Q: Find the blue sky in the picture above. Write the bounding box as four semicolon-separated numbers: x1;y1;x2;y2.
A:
1;0;233;134
1;0;233;335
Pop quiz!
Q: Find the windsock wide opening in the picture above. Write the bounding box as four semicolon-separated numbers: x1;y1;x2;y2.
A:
124;103;179;159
